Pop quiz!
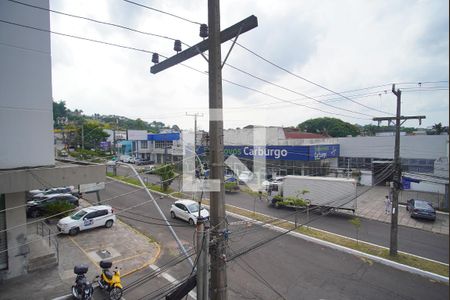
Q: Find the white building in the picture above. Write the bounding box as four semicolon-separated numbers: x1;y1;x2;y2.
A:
0;0;104;280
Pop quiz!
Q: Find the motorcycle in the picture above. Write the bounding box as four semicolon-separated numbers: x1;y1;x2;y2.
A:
71;264;94;300
96;260;123;300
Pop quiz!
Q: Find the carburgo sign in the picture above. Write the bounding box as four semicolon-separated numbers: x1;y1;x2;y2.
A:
204;145;339;161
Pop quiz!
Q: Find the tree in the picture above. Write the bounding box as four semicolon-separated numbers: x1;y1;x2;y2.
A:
53;100;68;128
432;123;444;135
155;164;175;192
298;117;360;137
277;190;309;227
76;120;109;150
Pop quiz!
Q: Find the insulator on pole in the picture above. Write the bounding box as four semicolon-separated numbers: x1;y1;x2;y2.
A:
174;40;182;53
152;53;159;64
200;24;208;38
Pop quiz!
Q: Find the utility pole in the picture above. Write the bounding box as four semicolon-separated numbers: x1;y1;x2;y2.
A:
149;3;257;298
373;84;425;256
186;113;203;154
207;2;227;297
81;123;84;150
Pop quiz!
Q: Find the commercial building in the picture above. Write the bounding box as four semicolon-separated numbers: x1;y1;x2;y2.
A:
0;0;104;280
115;130;183;164
220;127;340;177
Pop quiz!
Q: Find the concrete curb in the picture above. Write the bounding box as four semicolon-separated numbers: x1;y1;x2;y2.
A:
225;210;449;284
224;203;449;266
108;176;449;283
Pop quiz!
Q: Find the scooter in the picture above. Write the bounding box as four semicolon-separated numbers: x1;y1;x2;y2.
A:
96;260;123;300
71;264;94;300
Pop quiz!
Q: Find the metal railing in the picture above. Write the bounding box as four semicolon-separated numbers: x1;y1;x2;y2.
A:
36;221;59;264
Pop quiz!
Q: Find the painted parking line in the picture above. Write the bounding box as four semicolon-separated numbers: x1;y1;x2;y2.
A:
149;264;197;299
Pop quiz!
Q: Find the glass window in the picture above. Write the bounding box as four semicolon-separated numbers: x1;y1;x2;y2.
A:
71;210;88;220
141;141;148;149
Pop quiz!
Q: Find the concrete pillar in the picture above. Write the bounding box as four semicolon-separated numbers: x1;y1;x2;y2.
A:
5;192;28;279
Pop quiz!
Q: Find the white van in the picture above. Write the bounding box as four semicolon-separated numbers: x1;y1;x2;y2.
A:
57;205;116;235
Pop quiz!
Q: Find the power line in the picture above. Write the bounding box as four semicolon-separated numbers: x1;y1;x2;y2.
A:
7;0;180;43
225;63;376;118
8;2;444;120
226;164;394;262
122;0;203;25
235;42;395;116
0;19;158;55
1;17;370;121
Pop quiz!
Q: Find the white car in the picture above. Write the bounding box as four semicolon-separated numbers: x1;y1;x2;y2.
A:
57;205;116;235
170;199;209;225
238;171;254;184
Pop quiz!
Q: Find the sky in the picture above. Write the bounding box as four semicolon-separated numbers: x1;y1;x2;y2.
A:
42;0;449;131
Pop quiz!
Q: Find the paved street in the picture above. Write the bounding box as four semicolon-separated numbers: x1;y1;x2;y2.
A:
114;165;450;263
82;178;448;299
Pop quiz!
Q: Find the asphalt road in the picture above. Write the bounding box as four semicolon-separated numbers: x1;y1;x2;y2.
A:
84;178;448;300
113;165;449;263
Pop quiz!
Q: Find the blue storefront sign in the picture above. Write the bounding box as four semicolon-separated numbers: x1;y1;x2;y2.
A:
198;144;339;161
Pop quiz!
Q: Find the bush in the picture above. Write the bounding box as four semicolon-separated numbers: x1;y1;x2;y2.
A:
225;181;239;193
44;201;76;218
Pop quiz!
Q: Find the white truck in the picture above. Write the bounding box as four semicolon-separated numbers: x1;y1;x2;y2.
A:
271;176;357;213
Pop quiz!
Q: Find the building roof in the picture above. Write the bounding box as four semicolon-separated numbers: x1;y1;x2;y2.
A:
283;128;328;139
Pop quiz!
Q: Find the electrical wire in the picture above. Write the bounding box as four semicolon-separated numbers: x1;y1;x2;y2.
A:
225;63;375;118
235;42;394;116
226;164;394;262
122;0;203;25
0;19;159;55
7;0;180;43
6;6;443;121
229;248;287;300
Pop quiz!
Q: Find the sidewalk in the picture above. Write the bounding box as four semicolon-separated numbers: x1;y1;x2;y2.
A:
0;199;160;300
351;186;449;235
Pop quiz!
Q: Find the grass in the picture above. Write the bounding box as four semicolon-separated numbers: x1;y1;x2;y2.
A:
211;200;449;278
111;176;449;278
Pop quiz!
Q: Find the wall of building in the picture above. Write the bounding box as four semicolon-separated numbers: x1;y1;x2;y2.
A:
0;0;54;169
338;135;448;160
2;193;28;280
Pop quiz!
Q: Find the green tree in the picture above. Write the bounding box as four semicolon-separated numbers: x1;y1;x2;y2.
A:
76;120;109;150
298;117;360;137
278;190;309;227
432;123;443;135
53;100;68;127
155;164;175;192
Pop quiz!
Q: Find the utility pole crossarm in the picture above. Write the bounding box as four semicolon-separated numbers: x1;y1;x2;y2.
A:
150;15;258;74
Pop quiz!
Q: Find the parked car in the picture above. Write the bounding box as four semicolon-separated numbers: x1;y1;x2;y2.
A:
57;205;116;235
134;158;150;165
406;199;436;221
170;199;209;225
119;155;132;163
27;193;80;218
28;186;76;200
238;171;254;184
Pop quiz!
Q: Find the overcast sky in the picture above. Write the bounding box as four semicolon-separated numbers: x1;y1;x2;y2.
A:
45;0;449;131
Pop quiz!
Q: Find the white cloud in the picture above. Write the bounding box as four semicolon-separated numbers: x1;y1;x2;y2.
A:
46;0;448;130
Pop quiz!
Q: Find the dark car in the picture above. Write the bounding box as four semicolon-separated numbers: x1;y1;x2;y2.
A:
27;193;79;218
406;199;436;221
28;186;77;200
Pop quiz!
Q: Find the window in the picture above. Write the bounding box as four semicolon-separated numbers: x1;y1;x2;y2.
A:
93;209;108;218
141;141;148;149
155;141;173;149
84;212;96;219
175;203;187;211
